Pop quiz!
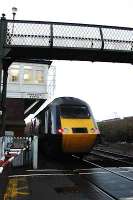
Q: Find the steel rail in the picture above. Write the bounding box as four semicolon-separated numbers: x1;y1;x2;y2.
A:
72;155;133;182
94;147;133;159
90;150;133;166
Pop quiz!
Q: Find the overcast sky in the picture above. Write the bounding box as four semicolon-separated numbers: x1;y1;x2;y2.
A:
1;0;133;121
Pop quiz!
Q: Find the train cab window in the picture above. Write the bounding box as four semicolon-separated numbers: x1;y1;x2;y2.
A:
60;106;90;118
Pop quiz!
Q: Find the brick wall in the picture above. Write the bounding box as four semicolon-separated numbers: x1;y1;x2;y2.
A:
4;98;25;136
6;98;24;121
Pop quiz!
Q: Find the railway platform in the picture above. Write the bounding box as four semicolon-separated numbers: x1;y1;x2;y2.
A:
1;154;133;200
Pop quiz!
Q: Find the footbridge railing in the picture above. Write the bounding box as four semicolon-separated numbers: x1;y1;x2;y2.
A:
0;18;132;63
5;20;133;51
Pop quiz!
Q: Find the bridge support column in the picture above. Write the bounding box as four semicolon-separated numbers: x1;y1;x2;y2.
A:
1;63;8;136
0;14;12;136
0;15;7;131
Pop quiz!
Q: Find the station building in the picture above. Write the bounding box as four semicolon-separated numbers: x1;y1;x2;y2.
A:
3;60;56;136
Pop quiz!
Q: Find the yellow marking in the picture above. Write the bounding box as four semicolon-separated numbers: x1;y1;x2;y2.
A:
15;191;29;195
4;177;30;200
17;186;29;190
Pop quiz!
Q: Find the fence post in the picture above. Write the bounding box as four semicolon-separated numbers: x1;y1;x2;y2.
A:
0;136;4;159
32;136;38;169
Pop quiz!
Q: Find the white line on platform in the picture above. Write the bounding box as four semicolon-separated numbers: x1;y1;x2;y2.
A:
27;169;72;172
10;172;109;178
119;198;133;200
9;170;131;178
9;167;133;177
26;168;91;172
9;173;74;178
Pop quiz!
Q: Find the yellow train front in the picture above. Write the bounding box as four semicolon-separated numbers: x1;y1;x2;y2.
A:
32;97;100;156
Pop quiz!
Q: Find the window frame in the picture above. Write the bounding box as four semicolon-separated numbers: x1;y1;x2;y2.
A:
8;67;20;83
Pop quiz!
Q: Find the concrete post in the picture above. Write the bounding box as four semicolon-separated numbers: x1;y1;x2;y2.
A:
32;136;38;169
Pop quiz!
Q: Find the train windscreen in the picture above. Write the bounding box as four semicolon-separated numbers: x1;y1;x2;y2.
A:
60;105;90;118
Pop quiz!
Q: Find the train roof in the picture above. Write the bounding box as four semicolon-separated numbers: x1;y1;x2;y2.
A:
50;97;89;107
32;97;90;118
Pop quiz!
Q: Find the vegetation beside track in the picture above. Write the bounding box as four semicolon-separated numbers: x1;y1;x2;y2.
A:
98;116;133;143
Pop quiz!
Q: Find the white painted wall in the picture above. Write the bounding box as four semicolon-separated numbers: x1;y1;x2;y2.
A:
6;62;56;100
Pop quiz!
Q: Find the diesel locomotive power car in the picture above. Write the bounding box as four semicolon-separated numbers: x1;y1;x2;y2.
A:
25;97;100;156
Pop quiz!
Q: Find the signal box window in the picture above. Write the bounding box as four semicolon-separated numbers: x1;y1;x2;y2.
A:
24;67;33;83
35;70;44;84
9;67;19;82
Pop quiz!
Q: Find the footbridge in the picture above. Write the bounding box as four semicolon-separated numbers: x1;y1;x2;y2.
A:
1;14;133;135
1;16;133;63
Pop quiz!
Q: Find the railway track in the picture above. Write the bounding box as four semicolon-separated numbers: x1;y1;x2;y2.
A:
73;155;133;199
94;146;133;160
89;147;133;167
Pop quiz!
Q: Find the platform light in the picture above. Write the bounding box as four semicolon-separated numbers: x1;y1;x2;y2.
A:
12;7;17;20
11;7;17;36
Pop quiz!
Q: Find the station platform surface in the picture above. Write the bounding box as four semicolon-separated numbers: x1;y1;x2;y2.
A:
0;151;133;200
1;165;133;200
0;168;115;200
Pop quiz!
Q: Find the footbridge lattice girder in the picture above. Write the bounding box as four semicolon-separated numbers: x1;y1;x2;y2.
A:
1;19;133;63
6;20;133;50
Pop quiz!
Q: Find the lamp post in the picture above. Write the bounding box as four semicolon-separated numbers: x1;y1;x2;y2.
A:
12;7;17;20
11;7;17;35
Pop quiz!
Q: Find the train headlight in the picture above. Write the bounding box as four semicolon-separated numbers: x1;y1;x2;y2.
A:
64;128;69;133
90;128;95;133
58;128;69;134
90;128;100;134
58;128;64;134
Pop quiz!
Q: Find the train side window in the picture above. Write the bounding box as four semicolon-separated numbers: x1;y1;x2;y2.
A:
38;114;45;135
51;111;55;134
45;110;49;134
48;110;52;134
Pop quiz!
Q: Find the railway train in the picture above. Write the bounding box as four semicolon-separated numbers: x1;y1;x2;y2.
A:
25;97;100;156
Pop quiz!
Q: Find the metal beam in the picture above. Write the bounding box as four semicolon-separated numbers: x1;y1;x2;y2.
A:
3;19;133;63
0;59;12;136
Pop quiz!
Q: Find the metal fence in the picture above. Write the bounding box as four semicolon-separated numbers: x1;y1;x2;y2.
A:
4;136;32;167
5;20;133;52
